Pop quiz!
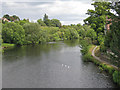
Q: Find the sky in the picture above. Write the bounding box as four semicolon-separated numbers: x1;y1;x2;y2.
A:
1;0;95;25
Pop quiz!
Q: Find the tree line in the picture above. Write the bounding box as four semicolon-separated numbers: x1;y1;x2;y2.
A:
1;0;120;85
2;14;97;46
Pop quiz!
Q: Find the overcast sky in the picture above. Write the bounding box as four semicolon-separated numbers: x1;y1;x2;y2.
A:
1;0;94;25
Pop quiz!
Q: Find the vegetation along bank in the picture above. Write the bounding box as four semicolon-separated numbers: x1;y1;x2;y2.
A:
1;1;120;86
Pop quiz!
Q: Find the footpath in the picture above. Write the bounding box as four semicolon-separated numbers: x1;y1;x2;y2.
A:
91;46;119;70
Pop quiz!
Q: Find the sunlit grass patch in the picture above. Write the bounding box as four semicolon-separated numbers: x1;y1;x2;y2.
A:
2;43;15;48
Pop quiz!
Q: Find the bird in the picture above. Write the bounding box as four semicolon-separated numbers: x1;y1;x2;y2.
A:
68;66;70;68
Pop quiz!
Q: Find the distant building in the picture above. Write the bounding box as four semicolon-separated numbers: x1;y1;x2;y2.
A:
105;16;120;31
105;16;112;31
105;1;120;34
1;17;10;22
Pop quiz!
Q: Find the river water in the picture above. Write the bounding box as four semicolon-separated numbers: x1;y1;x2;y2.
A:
2;40;117;88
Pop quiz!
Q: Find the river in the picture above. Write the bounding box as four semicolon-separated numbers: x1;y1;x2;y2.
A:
2;40;117;88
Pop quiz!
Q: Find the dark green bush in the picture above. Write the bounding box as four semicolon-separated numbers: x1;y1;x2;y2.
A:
83;53;92;62
2;22;25;45
100;42;107;52
113;70;120;85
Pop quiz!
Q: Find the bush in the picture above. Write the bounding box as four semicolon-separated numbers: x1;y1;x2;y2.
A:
100;42;107;52
23;23;41;44
97;33;105;44
2;22;25;45
60;28;79;40
84;37;92;44
92;40;98;45
113;70;120;85
83;53;93;62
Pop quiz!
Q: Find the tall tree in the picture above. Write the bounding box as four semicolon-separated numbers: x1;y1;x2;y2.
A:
43;14;48;22
43;14;52;26
84;2;111;35
37;19;46;26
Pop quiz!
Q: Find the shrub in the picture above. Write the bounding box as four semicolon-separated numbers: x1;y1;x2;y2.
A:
113;70;120;85
23;23;40;44
2;22;25;45
83;53;92;62
100;42;107;52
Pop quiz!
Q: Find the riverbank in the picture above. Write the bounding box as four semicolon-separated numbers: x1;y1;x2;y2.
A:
2;43;15;49
3;41;117;88
89;45;120;86
85;44;120;86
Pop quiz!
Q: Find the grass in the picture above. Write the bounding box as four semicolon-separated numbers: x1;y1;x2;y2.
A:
88;45;95;54
88;45;120;86
2;43;15;48
81;43;120;86
94;46;100;57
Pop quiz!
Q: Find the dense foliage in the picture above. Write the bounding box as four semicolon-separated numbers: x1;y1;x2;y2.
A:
2;13;97;46
2;22;25;45
43;14;61;27
104;1;120;67
2;1;120;86
84;1;111;44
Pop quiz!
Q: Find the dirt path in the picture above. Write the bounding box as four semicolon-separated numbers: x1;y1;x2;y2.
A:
92;46;119;70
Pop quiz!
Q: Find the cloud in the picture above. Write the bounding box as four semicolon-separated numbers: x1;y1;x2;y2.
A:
1;0;94;25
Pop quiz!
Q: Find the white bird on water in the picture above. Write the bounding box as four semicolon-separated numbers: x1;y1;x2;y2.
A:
62;64;70;68
68;66;70;68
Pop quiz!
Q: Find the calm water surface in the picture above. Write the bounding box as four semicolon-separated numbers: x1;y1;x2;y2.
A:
2;40;117;88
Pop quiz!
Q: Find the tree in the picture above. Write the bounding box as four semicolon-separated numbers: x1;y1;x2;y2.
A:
23;23;41;44
86;28;97;41
37;19;46;26
43;14;51;26
43;14;62;27
2;22;25;45
43;14;48;22
0;24;2;48
12;15;20;21
84;2;111;35
44;19;52;26
51;19;61;27
104;1;120;64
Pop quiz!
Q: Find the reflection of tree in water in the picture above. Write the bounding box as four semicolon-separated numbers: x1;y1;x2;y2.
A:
2;42;62;62
3;40;80;63
3;46;27;63
63;39;79;47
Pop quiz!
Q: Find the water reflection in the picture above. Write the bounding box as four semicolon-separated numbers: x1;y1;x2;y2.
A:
63;39;79;47
2;40;117;88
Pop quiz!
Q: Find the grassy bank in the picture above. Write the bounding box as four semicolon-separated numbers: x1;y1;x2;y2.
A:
2;43;15;48
81;44;120;86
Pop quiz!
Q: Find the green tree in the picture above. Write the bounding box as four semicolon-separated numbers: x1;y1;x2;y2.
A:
43;14;51;26
51;19;61;27
43;14;48;22
23;23;41;44
86;28;97;41
2;22;25;45
84;2;111;35
44;19;52;26
37;19;46;26
105;1;120;65
12;15;20;21
17;19;29;26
